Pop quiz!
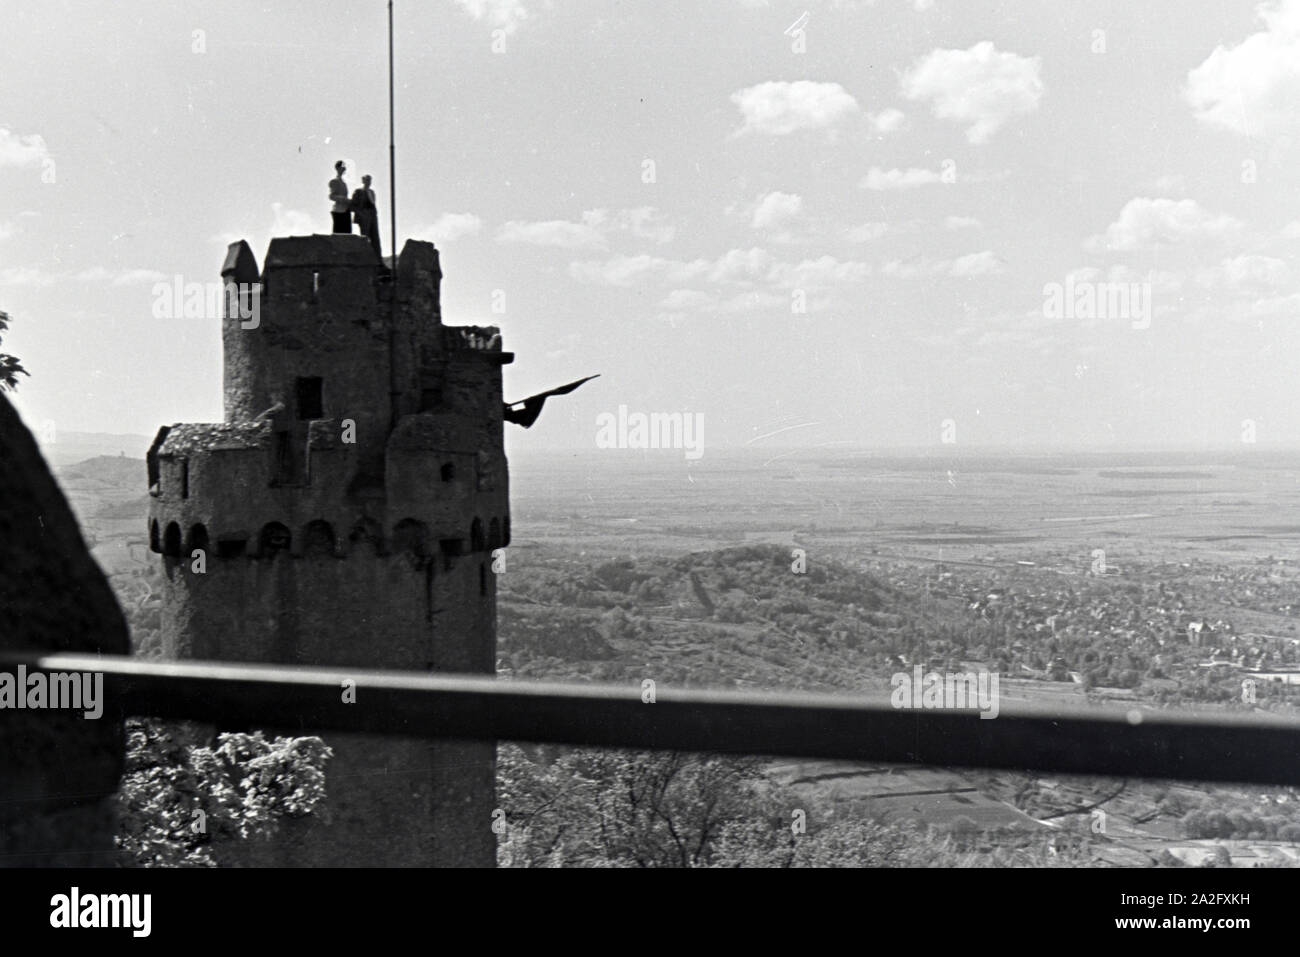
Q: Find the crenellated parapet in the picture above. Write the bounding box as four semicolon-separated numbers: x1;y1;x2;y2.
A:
149;230;507;866
150;233;510;650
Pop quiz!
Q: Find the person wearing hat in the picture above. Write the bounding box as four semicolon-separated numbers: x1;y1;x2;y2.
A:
329;161;351;234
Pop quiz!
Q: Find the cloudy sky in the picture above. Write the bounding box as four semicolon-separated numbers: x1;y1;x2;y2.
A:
4;0;1300;452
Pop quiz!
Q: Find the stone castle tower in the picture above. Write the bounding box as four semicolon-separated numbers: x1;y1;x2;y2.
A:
146;234;510;866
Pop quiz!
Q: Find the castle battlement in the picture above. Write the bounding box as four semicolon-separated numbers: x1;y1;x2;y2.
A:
149;235;511;563
147;234;506;865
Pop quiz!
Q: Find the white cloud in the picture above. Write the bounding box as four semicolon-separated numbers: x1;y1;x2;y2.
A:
1245;291;1300;320
665;259;712;283
0;266;56;287
944;215;981;230
498;214;607;250
73;267;169;285
1186;0;1300;137
707;247;776;283
643;251;869;323
0;264;166;287
1087;198;1243;252
883;250;1003;278
769;255;871;287
845;222;888;242
730;80;860;135
1283;220;1300;238
112;269;169;286
660;289;718;311
572;248;869;304
949;250;1002;276
718;289;791;311
754;191;800;232
569;254;676;286
414;212;484;244
901;42;1044;143
621;207;675;244
867;107;906;134
1154;174;1187;194
453;0;529;35
1199;254;1290;290
859;166;946;190
497;208;674;249
211;203;322;260
0;128;49;169
654;287;793;324
270;203;319;237
1063;266;1103;285
1093;264;1186;296
0;212;31;242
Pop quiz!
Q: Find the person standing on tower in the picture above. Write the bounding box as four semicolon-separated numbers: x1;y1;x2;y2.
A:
329;161;351;234
351;174;382;259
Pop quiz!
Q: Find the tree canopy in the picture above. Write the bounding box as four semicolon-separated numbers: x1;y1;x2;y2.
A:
0;311;28;392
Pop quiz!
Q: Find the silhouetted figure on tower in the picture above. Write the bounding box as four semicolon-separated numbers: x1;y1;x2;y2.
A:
351;174;382;259
329;161;351;234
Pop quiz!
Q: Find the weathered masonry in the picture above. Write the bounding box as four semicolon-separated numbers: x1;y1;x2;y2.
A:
147;234;510;866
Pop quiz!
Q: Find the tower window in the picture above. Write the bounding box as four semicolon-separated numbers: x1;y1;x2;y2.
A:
440;463;455;482
296;377;323;420
419;387;443;412
163;522;182;558
303;519;336;557
180;459;190;499
274;431;292;485
258;522;292;558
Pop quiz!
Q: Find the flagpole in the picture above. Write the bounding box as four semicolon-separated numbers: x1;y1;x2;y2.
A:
388;0;397;274
387;0;399;428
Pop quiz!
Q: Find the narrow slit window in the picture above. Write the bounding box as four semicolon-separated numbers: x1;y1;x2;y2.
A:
296;376;323;420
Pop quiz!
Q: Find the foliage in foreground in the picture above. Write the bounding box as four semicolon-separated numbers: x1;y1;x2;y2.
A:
0;310;28;392
115;719;332;867
495;744;1102;868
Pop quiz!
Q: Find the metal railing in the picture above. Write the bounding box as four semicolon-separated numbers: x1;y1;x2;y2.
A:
4;652;1299;786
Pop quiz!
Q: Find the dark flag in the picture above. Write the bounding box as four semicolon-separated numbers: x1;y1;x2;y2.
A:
504;374;600;428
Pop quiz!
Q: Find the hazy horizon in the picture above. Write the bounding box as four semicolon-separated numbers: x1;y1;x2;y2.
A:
5;1;1300;451
35;427;1300;467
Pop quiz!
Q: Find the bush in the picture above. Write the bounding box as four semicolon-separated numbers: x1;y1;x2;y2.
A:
115;720;332;866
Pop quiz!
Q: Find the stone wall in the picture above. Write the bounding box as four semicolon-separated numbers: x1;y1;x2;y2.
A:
150;236;505;866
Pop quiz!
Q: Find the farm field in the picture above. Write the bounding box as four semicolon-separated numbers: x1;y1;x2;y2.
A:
59;444;1300;866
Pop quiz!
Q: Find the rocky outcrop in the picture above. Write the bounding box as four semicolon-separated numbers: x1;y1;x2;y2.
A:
0;392;128;866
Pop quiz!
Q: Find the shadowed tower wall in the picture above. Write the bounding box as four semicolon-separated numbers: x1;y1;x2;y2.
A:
147;235;510;866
